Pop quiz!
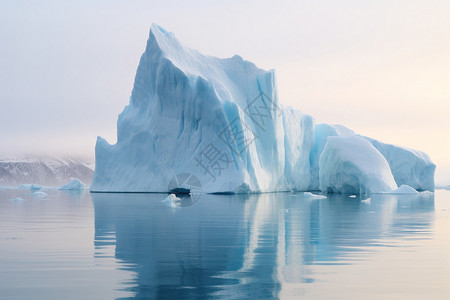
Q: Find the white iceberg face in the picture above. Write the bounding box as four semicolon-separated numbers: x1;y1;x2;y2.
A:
309;124;355;190
91;24;314;193
362;136;436;191
310;124;436;193
319;135;398;194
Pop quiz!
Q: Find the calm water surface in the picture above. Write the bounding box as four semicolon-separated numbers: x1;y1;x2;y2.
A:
0;189;449;299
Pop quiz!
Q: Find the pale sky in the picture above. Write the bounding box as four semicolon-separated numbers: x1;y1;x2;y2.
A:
1;0;449;182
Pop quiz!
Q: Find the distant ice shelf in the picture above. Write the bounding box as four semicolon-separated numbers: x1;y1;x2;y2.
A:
90;24;435;194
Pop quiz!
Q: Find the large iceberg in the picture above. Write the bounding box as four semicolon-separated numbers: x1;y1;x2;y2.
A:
91;24;314;193
91;24;435;194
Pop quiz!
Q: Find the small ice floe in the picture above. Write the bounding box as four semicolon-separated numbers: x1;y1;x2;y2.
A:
435;184;450;190
361;198;371;204
10;197;24;202
162;193;182;208
303;192;327;199
59;178;87;190
418;190;434;198
32;191;47;197
18;184;42;190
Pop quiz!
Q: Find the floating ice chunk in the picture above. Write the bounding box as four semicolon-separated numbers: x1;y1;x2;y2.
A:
162;193;182;208
438;185;450;190
59;178;86;190
382;184;419;194
319;136;397;194
18;184;42;190
361;198;371;204
302;192;327;199
10;197;24;202
419;190;434;197
32;191;47;197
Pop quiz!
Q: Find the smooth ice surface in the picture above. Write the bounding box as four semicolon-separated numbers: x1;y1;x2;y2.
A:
59;178;87;190
363;136;436;191
1;189;450;299
91;24;314;193
309;124;355;190
383;184;420;194
310;124;435;193
319;136;398;194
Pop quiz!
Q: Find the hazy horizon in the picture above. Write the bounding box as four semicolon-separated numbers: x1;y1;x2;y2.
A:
1;0;449;183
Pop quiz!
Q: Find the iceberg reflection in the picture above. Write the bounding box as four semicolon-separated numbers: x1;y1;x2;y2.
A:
92;192;434;299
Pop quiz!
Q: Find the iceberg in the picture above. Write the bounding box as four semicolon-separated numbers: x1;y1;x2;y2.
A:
32;191;48;197
59;178;87;190
18;184;43;190
91;24;435;194
91;24;314;193
319;135;398;194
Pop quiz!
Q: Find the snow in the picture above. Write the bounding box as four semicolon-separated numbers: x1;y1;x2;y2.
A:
59;178;86;190
319;136;398;194
91;24;314;193
90;24;435;194
162;194;182;208
0;156;93;186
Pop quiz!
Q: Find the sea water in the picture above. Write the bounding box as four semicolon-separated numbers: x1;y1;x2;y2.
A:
0;188;449;299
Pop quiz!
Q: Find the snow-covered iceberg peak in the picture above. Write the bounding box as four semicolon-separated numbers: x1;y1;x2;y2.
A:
91;24;315;193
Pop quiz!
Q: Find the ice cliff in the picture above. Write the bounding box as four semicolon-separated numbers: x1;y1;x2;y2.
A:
90;24;435;194
91;24;314;193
